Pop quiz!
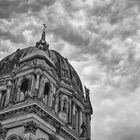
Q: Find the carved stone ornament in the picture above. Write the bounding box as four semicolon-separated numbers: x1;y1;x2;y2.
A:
80;122;86;138
0;124;7;139
55;124;61;134
7;134;22;140
49;134;59;140
37;138;46;140
23;121;38;135
84;86;90;100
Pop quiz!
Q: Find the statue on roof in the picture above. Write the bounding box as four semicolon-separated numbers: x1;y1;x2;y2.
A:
84;86;90;100
80;122;86;138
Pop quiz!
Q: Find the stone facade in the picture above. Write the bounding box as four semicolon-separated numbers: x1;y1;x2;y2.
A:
0;26;93;140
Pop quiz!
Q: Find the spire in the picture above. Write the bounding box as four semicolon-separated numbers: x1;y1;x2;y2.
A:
36;24;49;51
41;24;47;42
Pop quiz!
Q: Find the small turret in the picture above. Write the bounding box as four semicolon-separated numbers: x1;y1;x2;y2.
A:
36;24;49;51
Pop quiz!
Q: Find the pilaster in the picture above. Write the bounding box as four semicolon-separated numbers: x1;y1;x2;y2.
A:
5;81;12;107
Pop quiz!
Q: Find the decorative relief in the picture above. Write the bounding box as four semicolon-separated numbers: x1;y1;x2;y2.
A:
49;134;59;140
10;78;18;104
7;134;22;140
23;121;38;135
5;81;12;107
0;124;7;139
80;122;86;138
55;124;61;134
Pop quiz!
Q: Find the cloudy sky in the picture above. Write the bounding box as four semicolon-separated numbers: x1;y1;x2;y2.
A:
1;0;140;139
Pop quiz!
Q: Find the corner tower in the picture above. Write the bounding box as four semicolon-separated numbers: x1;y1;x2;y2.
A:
0;25;93;140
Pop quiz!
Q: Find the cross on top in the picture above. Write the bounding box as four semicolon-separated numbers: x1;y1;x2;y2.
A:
43;24;47;32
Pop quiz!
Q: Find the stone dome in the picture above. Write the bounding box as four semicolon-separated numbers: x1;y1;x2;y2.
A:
0;27;93;140
0;46;83;95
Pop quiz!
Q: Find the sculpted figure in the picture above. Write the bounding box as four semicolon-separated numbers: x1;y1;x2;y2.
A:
80;122;86;137
84;86;90;101
20;91;25;102
5;81;12;107
42;94;48;105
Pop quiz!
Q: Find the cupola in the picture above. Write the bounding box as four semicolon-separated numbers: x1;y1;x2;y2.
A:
36;24;49;51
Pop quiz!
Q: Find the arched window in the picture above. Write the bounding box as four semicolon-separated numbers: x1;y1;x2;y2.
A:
20;78;29;93
19;78;30;102
42;82;50;105
44;83;50;95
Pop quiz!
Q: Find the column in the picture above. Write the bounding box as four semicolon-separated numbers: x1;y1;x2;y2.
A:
5;81;12;107
48;84;53;107
30;75;35;97
38;76;45;99
51;87;56;110
0;91;2;110
27;75;32;98
72;102;76;129
35;69;42;97
55;94;59;113
80;110;83;133
68;98;72;124
55;88;60;113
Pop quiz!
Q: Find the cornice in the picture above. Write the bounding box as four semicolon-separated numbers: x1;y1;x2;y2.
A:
0;100;79;140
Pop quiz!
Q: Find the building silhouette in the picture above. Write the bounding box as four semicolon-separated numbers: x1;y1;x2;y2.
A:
0;26;93;140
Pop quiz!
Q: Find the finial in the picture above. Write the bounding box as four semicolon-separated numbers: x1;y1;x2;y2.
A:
43;24;47;32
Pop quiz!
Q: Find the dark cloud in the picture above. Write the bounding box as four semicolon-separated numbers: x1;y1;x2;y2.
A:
49;23;90;47
0;0;56;19
88;0;140;25
0;29;26;43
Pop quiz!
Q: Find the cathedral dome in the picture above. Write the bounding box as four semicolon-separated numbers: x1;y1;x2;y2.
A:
0;26;93;140
0;46;83;95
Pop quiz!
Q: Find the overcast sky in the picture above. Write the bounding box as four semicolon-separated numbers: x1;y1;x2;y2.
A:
0;0;140;140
